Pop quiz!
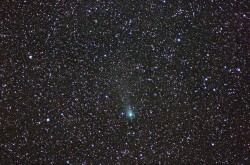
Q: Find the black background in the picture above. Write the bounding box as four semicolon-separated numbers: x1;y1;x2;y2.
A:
1;0;249;164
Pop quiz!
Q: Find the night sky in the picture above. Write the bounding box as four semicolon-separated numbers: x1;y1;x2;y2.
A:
1;0;249;164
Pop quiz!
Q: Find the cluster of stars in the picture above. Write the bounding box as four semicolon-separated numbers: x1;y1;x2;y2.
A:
1;0;249;164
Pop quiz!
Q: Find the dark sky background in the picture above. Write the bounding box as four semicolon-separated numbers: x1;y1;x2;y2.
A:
1;0;249;164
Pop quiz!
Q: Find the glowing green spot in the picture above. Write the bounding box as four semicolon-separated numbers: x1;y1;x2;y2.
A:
126;106;135;119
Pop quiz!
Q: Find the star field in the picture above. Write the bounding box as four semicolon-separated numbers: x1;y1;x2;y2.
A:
1;0;249;164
